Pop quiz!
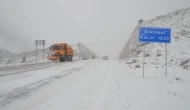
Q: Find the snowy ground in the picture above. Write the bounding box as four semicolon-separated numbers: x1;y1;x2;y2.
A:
0;59;189;110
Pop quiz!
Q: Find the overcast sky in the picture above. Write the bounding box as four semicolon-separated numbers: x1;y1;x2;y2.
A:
0;0;190;59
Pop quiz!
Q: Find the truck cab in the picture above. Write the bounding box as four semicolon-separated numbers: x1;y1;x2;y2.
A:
47;43;74;62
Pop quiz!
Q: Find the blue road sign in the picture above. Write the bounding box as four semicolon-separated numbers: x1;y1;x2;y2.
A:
139;27;171;43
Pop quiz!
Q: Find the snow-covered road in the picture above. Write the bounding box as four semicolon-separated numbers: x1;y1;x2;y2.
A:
0;60;190;110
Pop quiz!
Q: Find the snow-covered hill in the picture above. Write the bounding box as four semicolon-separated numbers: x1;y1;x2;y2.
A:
0;43;97;66
119;8;190;70
71;43;97;59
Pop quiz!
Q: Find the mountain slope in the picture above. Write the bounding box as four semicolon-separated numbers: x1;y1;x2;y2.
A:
119;8;190;69
0;16;33;53
72;43;97;59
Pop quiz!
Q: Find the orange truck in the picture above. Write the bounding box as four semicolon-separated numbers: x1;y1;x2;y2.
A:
47;43;74;62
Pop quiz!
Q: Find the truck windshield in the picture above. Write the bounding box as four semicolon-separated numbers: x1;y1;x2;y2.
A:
51;46;62;50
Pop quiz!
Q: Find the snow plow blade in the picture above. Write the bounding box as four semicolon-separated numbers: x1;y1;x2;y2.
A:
46;56;59;61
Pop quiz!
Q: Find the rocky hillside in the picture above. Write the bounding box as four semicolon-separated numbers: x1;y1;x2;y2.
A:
119;8;190;69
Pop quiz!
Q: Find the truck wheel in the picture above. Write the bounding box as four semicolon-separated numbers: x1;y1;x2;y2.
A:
69;56;71;61
60;55;66;62
59;57;63;62
63;56;66;62
67;55;70;61
69;56;72;61
71;56;73;61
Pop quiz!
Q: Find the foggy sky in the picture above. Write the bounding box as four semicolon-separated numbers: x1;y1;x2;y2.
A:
0;0;190;59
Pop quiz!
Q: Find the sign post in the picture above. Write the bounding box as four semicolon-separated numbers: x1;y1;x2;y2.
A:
42;40;45;62
139;27;171;77
165;44;167;76
35;40;46;63
43;44;44;62
36;42;37;62
143;44;145;78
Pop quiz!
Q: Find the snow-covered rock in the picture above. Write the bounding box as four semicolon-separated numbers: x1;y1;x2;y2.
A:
119;7;190;69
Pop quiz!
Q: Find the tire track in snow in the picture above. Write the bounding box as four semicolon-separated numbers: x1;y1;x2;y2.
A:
0;60;79;77
88;68;113;110
0;67;83;107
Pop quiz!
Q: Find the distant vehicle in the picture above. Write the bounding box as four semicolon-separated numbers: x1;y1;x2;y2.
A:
47;43;74;62
82;57;89;60
102;56;108;60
